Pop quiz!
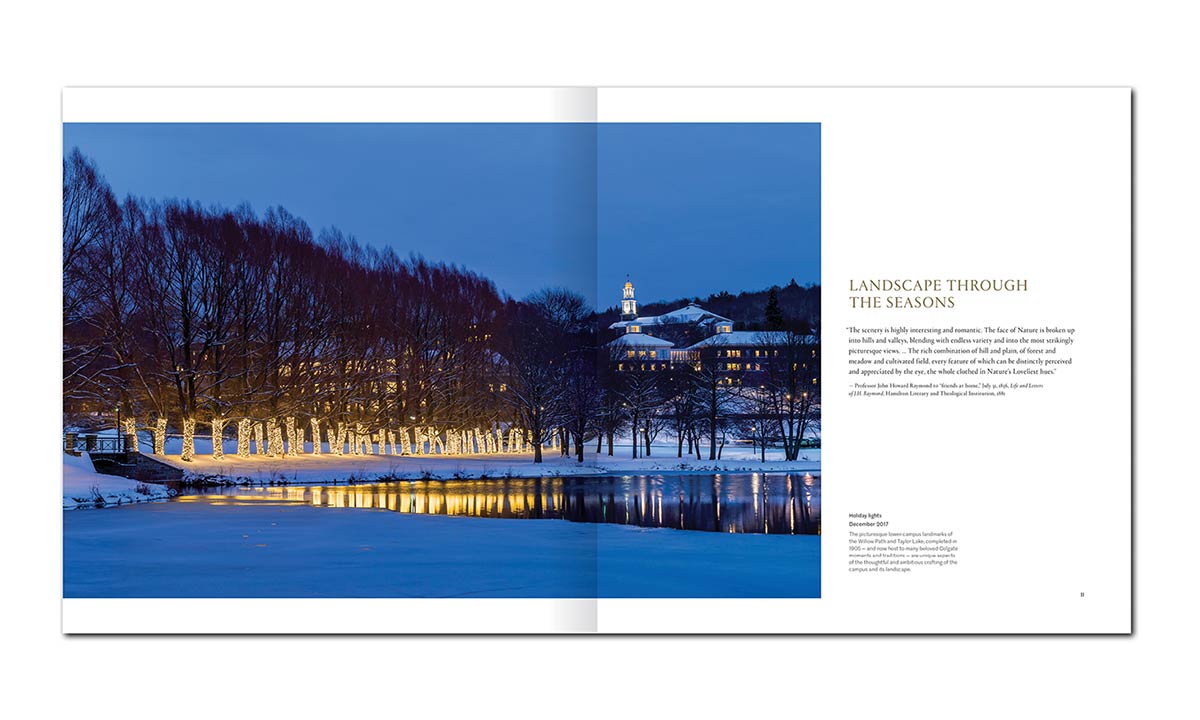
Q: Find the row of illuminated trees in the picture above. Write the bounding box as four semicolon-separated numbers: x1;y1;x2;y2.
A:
63;148;818;463
64;148;511;459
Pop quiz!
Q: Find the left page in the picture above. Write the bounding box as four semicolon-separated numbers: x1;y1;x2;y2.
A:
61;87;605;633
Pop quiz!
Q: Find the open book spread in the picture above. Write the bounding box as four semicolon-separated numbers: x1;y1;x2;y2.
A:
60;87;1131;634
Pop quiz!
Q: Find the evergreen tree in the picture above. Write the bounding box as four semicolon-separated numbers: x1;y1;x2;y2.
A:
765;286;785;330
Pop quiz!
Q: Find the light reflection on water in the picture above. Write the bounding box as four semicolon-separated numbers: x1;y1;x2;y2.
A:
176;474;820;535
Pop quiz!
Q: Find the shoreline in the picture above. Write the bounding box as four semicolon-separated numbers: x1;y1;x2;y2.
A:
65;444;820;509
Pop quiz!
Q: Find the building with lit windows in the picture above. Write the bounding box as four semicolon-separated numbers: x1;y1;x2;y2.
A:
605;279;817;382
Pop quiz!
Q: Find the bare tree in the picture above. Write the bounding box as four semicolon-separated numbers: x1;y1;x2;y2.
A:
615;360;661;459
755;326;821;460
498;289;585;463
691;346;739;460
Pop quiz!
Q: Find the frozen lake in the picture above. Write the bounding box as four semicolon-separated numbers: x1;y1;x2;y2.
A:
63;473;821;598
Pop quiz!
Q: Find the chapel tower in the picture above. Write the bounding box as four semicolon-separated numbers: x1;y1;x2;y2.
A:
621;278;638;321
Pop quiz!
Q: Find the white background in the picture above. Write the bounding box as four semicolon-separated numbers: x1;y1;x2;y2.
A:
3;2;1193;718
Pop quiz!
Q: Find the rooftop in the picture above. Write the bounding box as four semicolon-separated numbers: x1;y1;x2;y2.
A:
605;333;676;348
610;302;732;330
685;331;809;348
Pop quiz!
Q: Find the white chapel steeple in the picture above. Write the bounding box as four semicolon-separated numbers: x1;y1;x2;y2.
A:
621;277;638;320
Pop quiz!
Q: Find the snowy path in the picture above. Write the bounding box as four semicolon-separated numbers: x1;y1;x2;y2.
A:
63;502;819;598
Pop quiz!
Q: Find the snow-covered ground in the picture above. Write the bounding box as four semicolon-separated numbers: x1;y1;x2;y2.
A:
145;435;820;484
62;500;819;598
62;452;172;509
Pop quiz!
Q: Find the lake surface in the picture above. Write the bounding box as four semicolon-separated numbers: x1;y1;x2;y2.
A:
176;473;820;535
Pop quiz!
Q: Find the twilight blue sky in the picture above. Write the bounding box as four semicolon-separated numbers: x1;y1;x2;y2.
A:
63;122;819;309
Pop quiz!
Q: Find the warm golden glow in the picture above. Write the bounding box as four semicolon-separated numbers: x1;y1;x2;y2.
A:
180;417;195;462
153;416;167;455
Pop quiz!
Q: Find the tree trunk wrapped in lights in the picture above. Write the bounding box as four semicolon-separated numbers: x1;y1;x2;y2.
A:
181;417;195;461
153;416;167;455
285;416;299;456
352;423;365;455
398;427;409;455
123;418;139;452
330;423;343;456
271;420;285;457
431;428;444;455
237;419;251;457
254;422;265;454
266;418;283;457
310;418;322;455
414;428;424;455
211;415;225;459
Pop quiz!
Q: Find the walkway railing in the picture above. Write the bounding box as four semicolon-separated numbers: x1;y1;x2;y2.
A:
64;433;132;455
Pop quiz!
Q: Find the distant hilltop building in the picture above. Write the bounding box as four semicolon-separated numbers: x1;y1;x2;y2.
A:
611;278;733;336
605;279;817;382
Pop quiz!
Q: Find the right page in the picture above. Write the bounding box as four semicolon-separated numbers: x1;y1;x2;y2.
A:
596;87;1131;633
